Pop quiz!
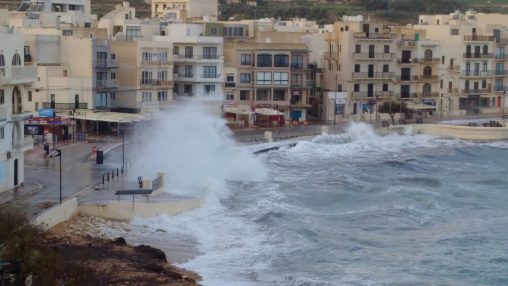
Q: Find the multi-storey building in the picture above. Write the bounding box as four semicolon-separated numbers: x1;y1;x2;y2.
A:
0;29;36;193
151;0;218;20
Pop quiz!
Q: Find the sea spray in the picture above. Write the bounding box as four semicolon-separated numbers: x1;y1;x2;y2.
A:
129;101;266;197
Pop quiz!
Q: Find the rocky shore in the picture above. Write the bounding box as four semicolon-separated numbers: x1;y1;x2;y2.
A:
50;216;202;286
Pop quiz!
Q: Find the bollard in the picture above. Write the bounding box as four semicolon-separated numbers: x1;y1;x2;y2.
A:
102;175;105;185
107;172;110;182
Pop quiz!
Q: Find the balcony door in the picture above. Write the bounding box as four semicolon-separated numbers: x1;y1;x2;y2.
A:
12;86;22;114
368;64;374;78
369;45;375;58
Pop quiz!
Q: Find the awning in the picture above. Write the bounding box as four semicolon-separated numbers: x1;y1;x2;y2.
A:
224;105;254;115
67;111;148;123
255;108;283;116
406;103;436;110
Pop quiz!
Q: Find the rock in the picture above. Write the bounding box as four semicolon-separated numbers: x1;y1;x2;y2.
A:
113;237;127;246
133;245;167;262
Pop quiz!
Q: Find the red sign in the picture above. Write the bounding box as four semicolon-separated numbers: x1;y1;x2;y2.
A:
26;117;70;125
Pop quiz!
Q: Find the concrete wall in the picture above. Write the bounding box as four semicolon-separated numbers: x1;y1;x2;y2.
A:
413;123;508;140
33;197;79;230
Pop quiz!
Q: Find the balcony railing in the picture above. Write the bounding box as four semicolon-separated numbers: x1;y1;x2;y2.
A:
352;72;394;80
0;66;37;84
396;75;420;82
495;54;505;59
290;63;305;69
396;93;419;99
420;75;439;81
201;74;221;79
495;70;508;76
42;103;88;109
397;40;416;48
461;70;494;77
418;92;439;98
353;53;394;60
414;57;440;63
464;35;495;42
141;60;171;66
463;53;494;59
290;82;305;88
352;91;393;98
96;59;117;67
225;82;236;88
462;88;492;94
176;73;194;79
96;79;118;88
353;32;394;40
175;54;223;61
139;79;172;87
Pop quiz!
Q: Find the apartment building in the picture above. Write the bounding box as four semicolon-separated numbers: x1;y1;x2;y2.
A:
0;29;36;193
415;10;508;116
154;23;224;99
14;0;95;28
151;0;218;20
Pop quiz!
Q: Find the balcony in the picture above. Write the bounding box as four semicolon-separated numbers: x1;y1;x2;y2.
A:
96;79;118;89
353;32;394;40
290;81;305;88
10;112;32;122
174;73;194;81
461;70;494;77
13;136;34;152
495;70;508;76
225;82;236;88
397;58;416;64
413;57;440;64
420;75;439;82
137;101;160;110
353;53;394;61
396;93;418;99
495;54;505;60
352;91;393;98
463;53;494;59
0;67;37;85
352;72;394;80
464;35;495;42
141;60;171;66
396;75;420;82
96;59;118;68
174;54;224;62
139;79;172;87
290;63;306;70
200;74;222;81
42;103;88;109
418;92;439;98
397;40;416;48
462;88;492;94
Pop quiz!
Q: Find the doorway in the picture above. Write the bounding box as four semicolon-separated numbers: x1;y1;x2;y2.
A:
14;159;18;186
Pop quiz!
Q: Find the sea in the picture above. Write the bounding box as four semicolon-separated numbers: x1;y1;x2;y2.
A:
125;105;508;286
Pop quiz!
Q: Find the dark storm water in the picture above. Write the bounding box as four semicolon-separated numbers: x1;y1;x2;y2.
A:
145;124;508;286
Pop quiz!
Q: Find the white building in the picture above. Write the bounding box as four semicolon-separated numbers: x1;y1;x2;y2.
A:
0;28;36;193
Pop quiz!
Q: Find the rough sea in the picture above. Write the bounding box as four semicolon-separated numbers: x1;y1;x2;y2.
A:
133;118;508;286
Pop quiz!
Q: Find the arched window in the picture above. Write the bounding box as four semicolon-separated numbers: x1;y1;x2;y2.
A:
482;80;487;89
0;53;4;66
465;80;470;91
483;45;488;55
11;52;21;66
466;45;471;57
12;86;22;115
424;49;433;60
423;66;432;78
423;83;431;96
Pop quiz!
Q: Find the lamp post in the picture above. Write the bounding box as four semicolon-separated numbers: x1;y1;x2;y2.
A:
50;149;62;204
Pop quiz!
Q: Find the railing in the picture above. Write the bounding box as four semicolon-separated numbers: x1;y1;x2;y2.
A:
461;70;494;77
397;40;416;48
495;70;508;76
397;58;415;64
420;75;439;81
495;54;505;59
413;57;440;63
464;35;495;42
96;79;118;88
353;32;394;40
139;79;172;87
353;53;394;60
396;75;420;81
291;63;305;69
352;91;393;98
395;93;419;98
175;54;223;60
176;73;194;79
495;86;508;92
461;88;492;94
201;74;221;79
96;59;117;67
290;82;305;88
141;60;171;66
418;92;439;98
0;66;37;84
447;88;459;94
42;103;88;109
463;53;494;59
352;72;394;79
225;82;236;88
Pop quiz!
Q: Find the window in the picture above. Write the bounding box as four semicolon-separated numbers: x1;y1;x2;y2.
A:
0;54;4;66
158;90;168;101
62;29;73;36
184;65;193;77
28;91;32;102
204;85;215;94
256;89;270;101
383;83;388;91
451;29;459;35
354;64;360;73
355;45;361;53
126;26;141;41
383;64;389;72
173;84;179;94
111;93;116;100
291;74;303;87
142;51;152;62
226;74;235;82
0;90;3;104
291;55;304;69
223;26;245;37
159;52;168;62
240;73;251;83
173;46;179;55
273;72;289;85
240;54;251;65
185;46;193;58
495;79;503;91
273;89;285;101
424;49;433;60
203;66;217;78
225;93;234;101
0;127;3;140
256;72;272;85
240;90;250;100
211;27;218;36
184;84;192;94
482;80;487;89
141;71;152;84
384;45;390;53
203;47;217;59
111;72;116;80
257;54;272;67
142;91;152;102
12;53;21;66
423;66;432;77
354;84;360;92
274;54;289;67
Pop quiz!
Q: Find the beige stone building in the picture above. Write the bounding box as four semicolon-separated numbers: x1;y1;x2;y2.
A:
0;27;36;193
151;0;218;20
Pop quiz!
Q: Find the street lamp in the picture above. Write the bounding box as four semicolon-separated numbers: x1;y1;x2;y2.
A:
49;149;62;204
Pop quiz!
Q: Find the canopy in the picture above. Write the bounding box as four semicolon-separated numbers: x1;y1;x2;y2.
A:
255;108;283;116
224;105;254;115
69;111;147;123
406;103;436;110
